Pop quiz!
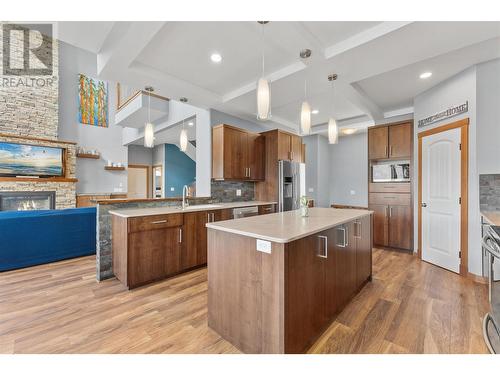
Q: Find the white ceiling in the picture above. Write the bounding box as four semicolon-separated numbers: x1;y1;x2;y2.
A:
56;21;500;135
131;119;196;146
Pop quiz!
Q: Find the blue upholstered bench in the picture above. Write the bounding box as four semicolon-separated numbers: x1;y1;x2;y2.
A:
0;207;96;271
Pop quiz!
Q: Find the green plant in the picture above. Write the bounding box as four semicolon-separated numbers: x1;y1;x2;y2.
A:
300;196;308;207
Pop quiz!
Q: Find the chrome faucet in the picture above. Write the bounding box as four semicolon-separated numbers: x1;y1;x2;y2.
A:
182;185;189;209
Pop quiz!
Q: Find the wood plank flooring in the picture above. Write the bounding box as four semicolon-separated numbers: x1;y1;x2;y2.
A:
0;248;489;354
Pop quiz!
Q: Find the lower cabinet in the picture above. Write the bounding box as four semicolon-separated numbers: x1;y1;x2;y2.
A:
285;214;373;353
128;226;182;288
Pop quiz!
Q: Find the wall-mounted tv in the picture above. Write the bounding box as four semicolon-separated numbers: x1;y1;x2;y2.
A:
0;142;64;177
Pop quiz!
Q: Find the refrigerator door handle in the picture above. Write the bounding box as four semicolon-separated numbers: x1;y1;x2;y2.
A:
278;161;283;212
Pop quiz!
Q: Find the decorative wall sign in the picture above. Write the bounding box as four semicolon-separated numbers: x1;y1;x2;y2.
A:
418;101;468;128
78;74;108;127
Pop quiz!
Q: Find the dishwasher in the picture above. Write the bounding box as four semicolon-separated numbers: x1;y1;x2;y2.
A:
482;225;500;354
233;206;259;219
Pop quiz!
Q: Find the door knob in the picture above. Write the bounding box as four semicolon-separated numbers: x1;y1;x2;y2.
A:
421;203;427;208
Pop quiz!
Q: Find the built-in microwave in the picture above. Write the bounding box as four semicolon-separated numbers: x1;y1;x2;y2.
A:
372;162;410;183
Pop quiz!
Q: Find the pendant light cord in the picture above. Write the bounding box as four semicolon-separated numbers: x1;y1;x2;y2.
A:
148;91;151;123
261;23;265;76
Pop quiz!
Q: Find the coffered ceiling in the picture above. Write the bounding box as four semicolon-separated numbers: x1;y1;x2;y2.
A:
57;21;500;134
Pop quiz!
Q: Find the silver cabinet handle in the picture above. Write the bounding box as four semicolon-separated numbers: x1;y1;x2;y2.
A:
354;220;362;239
248;167;251;177
317;235;328;258
390;145;393;156
151;220;167;224
207;213;211;222
345;225;349;247
211;212;215;222
179;228;182;243
337;227;347;248
386;207;389;218
389;207;393;217
385;146;387;156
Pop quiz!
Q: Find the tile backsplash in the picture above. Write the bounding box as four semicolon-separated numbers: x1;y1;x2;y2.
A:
480;174;500;211
210;181;255;202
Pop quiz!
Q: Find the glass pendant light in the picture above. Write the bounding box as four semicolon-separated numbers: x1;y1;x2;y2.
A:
327;74;338;144
300;49;312;135
179;97;188;152
144;86;155;148
256;21;270;120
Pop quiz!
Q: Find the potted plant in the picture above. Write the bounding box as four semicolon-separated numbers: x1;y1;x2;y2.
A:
300;196;309;217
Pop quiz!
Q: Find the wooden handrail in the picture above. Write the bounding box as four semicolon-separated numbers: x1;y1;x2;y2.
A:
116;83;169;112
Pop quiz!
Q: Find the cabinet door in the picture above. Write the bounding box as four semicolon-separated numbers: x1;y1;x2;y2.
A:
368;126;389;159
355;215;372;288
324;227;339;319
388;205;412;250
128;227;181;287
258;204;276;215
218;208;233;221
182;211;206;269
291;136;303;163
278;132;291;161
370;204;389;247
247;133;265;180
285;234;326;353
301;143;306;163
389;123;411;159
224;127;248;179
334;222;357;309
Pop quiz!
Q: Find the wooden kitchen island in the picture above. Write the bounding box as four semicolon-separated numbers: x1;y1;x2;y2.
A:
206;207;373;354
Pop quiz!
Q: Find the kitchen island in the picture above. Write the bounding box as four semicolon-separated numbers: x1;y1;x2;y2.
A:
206;207;373;353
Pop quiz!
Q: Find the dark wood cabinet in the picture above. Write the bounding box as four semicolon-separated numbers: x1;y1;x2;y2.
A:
278;132;292;161
388;205;412;250
368;126;389;159
368;122;412;160
258;204;276;215
291;135;303;163
212;124;265;181
389;123;412;159
369;193;412;250
334;222;357;308
355;215;372;287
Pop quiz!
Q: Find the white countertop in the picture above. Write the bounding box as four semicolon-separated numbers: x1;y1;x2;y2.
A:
109;201;276;218
482;211;500;226
206;207;373;243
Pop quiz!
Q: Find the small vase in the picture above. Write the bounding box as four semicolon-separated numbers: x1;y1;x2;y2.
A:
300;206;309;217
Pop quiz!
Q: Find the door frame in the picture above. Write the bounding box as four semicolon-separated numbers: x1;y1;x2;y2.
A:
128;164;152;198
417;118;469;276
152;164;163;198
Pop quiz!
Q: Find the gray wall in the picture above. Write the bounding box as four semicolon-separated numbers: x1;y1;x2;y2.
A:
303;135;320;204
413;65;481;275
58;41;127;194
477;58;500;175
128;145;153;165
210;109;268;133
329;132;368;207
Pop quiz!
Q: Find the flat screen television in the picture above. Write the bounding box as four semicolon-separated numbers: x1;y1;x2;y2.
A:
0;141;64;177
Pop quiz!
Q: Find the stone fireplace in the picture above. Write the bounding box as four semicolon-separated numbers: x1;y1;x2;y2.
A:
0;191;56;211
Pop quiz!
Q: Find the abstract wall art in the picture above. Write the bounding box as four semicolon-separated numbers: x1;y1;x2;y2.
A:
78;73;108;127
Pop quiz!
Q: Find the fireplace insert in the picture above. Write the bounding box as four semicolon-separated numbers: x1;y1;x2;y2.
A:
0;191;56;211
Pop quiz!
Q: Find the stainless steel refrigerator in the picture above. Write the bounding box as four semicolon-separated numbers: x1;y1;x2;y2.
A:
278;160;306;212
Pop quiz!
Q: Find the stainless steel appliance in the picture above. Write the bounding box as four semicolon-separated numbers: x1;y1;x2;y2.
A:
233;206;259;219
482;224;500;354
372;162;410;183
278;160;305;212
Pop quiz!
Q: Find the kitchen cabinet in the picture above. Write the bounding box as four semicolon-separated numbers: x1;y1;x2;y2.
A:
112;213;183;289
369;193;412;250
355;214;373;287
212;124;265;181
334;222;357;309
368;122;412;160
278;132;292;161
291;135;303;163
258;204;276;215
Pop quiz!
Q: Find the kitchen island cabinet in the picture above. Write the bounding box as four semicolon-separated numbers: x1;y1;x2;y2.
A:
206;208;373;353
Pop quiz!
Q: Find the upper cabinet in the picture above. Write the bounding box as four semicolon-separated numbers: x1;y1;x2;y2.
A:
212;124;265;181
277;130;304;163
368;122;412;160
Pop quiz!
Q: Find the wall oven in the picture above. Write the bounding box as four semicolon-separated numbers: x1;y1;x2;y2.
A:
372;162;410;183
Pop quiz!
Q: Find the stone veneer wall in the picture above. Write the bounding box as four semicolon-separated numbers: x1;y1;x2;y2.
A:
480;174;500;211
0;24;76;208
0;24;59;139
96;180;256;280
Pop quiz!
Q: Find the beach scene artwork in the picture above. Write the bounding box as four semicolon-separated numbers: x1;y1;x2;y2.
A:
0;142;63;177
78;73;108;127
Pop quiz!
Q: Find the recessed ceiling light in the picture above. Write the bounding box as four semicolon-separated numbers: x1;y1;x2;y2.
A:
210;53;222;63
419;71;432;79
312;109;319;115
188;121;194;127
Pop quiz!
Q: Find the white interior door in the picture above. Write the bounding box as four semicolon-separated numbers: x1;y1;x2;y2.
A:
421;127;461;273
128;167;148;199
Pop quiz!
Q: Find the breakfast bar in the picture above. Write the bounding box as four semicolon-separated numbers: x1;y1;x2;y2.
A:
206;207;373;354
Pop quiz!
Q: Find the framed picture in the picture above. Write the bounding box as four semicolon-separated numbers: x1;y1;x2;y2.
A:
78;73;108;127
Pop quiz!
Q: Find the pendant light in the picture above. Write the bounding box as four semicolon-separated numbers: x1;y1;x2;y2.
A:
327;74;338;145
144;86;155;148
179;97;188;152
300;49;312;135
256;21;270;120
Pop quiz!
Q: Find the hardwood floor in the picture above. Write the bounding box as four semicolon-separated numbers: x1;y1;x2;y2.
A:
0;248;489;354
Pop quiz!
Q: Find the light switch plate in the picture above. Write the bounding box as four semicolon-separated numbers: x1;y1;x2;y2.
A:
236;189;242;196
256;239;272;254
350;190;356;195
170;187;175;191
308;188;314;193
